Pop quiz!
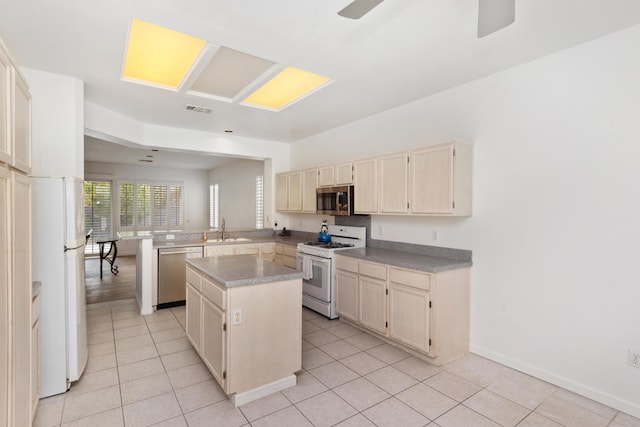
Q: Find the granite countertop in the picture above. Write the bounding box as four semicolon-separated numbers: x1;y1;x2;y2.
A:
336;247;472;273
186;255;304;287
153;236;307;250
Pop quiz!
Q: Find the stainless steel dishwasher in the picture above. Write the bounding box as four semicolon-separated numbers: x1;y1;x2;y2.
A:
158;246;203;309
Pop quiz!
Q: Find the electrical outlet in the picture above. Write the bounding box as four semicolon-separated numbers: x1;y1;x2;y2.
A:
629;350;640;368
432;230;439;240
166;234;175;240
232;309;242;326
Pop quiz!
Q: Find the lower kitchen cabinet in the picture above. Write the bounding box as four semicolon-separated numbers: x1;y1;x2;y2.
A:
335;269;358;322
388;282;429;352
274;243;297;268
358;275;387;335
201;298;225;387
335;255;469;365
185;283;202;353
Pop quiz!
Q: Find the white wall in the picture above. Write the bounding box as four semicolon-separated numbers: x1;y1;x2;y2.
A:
208;159;264;230
290;25;640;416
21;68;84;179
85;161;209;254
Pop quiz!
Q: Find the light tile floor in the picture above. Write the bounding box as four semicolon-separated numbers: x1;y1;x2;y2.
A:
34;298;640;427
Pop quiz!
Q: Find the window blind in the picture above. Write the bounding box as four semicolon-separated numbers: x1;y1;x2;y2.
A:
210;184;219;229
256;175;264;229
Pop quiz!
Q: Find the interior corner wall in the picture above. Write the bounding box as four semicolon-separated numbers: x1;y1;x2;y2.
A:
208;159;264;230
290;25;640;416
21;67;84;179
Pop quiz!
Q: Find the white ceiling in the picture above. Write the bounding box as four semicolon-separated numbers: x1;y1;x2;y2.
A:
1;0;640;148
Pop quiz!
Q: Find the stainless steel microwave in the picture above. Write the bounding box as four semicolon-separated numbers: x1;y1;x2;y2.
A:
316;185;354;216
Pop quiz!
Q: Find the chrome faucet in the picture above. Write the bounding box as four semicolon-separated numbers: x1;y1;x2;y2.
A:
220;218;226;241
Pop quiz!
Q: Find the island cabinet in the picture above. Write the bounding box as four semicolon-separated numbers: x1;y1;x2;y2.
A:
335;254;470;365
185;256;303;406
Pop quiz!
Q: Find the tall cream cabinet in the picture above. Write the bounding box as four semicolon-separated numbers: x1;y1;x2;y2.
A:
0;37;34;426
335;254;470;365
353;157;378;214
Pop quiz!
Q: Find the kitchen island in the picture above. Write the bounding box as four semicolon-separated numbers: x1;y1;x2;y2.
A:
185;255;304;406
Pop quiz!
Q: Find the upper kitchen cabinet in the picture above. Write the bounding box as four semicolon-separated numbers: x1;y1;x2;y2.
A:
318;162;353;187
353;157;378;214
318;165;334;187
334;162;353;185
287;171;302;212
275;173;288;212
0;45;10;165
301;168;318;212
410;141;472;216
379;152;409;214
276;169;316;213
12;70;31;174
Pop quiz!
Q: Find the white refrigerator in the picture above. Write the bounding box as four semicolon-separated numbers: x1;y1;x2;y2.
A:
32;177;88;397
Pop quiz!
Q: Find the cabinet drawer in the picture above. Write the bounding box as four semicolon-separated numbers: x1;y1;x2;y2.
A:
186;266;202;292
275;244;284;254
235;245;259;255
336;256;358;273
202;277;226;310
261;244;274;254
389;268;430;291
359;261;387;280
283;245;297;257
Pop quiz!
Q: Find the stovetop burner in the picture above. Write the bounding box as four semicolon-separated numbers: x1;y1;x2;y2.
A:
303;242;355;249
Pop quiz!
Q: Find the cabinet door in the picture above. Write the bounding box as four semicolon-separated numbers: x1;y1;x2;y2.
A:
0;47;10;165
186;284;202;352
12;71;31;174
353;157;378;214
0;167;9;426
275;173;288;212
335;162;353;184
235;244;259;255
410;144;454;214
389;283;430;352
336;269;358;322
202;298;226;389
318;166;334;187
287;171;302;212
11;172;31;427
379;152;408;214
302;168;318;212
359;276;387;335
205;245;235;257
30;318;40;419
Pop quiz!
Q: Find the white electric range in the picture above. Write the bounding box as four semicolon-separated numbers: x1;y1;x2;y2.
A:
296;225;366;319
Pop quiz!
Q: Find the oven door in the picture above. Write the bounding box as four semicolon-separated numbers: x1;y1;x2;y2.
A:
297;254;332;303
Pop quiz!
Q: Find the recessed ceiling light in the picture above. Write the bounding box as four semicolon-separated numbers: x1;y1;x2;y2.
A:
123;18;206;89
224;129;233;133
241;66;332;111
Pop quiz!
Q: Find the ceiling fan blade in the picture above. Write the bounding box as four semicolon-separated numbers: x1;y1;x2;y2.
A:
478;0;515;38
338;0;384;19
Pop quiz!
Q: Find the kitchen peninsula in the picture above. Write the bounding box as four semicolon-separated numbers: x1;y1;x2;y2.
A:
185;255;304;406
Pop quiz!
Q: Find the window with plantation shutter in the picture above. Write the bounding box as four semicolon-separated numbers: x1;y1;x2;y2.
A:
84;180;112;254
137;184;151;227
256;175;264;229
209;184;219;229
116;181;183;231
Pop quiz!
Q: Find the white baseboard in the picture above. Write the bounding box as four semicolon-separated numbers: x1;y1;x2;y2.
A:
231;375;297;407
470;344;640;419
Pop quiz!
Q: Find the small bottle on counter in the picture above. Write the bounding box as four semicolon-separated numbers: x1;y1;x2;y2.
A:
202;232;208;242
